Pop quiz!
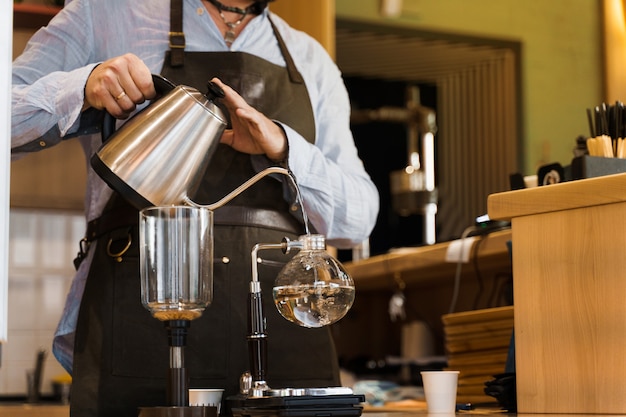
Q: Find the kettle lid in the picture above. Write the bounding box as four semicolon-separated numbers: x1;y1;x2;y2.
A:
180;81;228;125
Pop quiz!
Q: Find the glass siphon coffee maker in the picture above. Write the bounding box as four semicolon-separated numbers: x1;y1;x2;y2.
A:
93;140;365;416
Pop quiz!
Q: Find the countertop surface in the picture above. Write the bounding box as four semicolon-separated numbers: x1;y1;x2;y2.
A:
0;403;69;417
0;405;504;417
487;171;626;220
4;404;624;417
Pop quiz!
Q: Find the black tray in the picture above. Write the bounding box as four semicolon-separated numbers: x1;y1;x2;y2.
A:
227;394;365;417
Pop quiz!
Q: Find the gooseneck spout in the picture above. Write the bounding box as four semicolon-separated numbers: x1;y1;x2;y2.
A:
185;166;310;234
185;166;288;210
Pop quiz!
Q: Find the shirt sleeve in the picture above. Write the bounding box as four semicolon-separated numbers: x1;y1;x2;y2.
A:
11;0;97;155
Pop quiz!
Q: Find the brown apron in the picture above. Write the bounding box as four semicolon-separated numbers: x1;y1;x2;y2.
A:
70;9;339;417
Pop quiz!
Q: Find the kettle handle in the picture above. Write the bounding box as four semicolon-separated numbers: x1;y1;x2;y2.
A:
101;74;177;142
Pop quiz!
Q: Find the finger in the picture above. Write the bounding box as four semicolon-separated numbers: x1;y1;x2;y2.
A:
220;129;235;146
111;89;136;115
115;63;151;104
114;90;127;102
97;54;152;106
106;94;134;119
116;77;141;104
105;83;134;118
235;107;256;123
234;107;262;134
125;55;156;101
211;77;249;110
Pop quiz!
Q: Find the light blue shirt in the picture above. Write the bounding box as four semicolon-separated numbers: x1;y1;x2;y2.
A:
11;0;379;372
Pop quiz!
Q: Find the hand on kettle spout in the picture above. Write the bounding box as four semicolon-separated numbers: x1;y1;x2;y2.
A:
83;53;156;119
211;78;288;163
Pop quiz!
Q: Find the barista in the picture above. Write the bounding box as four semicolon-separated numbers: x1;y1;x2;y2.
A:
11;1;380;416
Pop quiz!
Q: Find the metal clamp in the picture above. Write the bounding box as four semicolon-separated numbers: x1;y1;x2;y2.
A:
106;233;132;263
73;237;90;270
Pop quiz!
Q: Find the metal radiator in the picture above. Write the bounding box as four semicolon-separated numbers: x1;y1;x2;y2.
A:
436;51;518;240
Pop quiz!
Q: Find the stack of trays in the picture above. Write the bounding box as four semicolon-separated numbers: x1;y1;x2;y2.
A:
441;306;514;404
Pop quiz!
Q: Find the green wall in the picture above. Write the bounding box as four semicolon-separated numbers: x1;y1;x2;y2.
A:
336;0;603;175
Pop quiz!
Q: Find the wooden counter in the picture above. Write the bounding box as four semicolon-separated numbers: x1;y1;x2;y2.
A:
3;404;624;417
488;172;626;414
0;404;68;417
488;170;626;219
344;229;512;291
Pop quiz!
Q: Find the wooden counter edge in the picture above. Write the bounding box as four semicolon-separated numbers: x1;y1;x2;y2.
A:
488;172;626;220
0;404;69;417
344;229;511;290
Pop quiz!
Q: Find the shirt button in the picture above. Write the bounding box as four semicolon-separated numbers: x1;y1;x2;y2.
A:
197;7;204;15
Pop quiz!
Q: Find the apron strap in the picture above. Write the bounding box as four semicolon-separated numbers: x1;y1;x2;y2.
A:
169;0;186;67
166;0;303;84
268;15;304;85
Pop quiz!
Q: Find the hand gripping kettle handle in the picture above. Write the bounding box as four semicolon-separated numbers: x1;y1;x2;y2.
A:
101;74;177;142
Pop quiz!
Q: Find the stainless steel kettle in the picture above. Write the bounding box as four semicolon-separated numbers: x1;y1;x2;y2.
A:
91;74;228;209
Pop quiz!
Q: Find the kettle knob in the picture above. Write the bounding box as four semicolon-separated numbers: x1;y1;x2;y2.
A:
206;81;225;101
205;81;230;128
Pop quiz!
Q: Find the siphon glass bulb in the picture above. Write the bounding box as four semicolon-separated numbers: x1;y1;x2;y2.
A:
273;234;355;328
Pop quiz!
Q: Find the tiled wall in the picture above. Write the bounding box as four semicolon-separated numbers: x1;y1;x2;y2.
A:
0;209;84;396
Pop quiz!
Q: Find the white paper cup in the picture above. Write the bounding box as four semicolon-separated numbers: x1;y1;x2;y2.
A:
420;371;459;413
189;388;224;413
